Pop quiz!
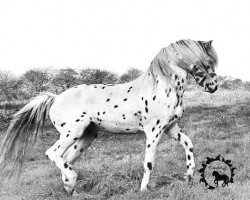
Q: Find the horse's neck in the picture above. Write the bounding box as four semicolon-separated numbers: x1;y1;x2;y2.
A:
132;63;189;97
161;63;188;94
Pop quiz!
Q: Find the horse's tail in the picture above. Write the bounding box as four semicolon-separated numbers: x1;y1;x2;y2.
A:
0;93;56;176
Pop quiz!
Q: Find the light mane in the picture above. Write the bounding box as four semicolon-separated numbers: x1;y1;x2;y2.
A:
147;39;218;86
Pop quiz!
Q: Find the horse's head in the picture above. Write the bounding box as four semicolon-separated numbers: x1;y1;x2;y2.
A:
168;39;219;93
188;40;218;93
212;171;219;176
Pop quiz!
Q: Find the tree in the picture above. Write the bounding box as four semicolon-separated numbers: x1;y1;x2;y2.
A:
119;68;143;83
51;68;78;90
79;68;119;84
0;70;21;100
22;68;51;93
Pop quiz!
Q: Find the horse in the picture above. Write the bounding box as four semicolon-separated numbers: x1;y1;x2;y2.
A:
0;39;218;195
212;171;229;187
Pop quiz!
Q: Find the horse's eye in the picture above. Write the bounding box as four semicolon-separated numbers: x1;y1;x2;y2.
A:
208;60;213;65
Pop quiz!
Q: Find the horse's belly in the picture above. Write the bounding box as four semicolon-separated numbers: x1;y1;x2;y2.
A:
93;119;140;134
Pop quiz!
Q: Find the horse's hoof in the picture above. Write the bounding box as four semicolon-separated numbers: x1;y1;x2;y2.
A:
64;185;75;195
140;186;147;192
141;184;152;192
184;173;194;185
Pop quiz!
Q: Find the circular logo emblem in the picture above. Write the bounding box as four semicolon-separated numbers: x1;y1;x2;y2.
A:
198;155;236;189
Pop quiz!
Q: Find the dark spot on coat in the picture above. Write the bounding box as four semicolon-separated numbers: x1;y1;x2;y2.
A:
185;141;188;146
176;94;180;107
114;105;118;108
61;123;66;127
177;81;180;86
80;149;84;152
97;118;102;122
153;95;156;100
74;145;77;149
175;75;178;80
66;134;69;137
76;119;80;122
145;100;148;106
188;155;191;160
169;115;178;123
97;112;100;115
177;133;181;141
123;98;127;101
142;97;144;100
187;165;189;169
102;86;105;89
147;144;150;148
58;145;60;148
106;99;110;102
74;138;78;141
82;112;86;114
64;163;68;168
156;134;158;138
145;107;148;113
126;128;130;131
147;162;152;170
189;148;193;153
156;119;160;125
103;112;106;114
152;127;155;132
53;121;55;124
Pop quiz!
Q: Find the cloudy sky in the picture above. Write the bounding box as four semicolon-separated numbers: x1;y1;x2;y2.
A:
0;0;249;80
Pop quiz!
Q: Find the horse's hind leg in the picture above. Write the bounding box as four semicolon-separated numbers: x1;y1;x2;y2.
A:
45;120;91;195
167;123;195;181
61;122;97;191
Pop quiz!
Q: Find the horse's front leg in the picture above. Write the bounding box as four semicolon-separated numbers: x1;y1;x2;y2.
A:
141;123;164;191
167;123;195;182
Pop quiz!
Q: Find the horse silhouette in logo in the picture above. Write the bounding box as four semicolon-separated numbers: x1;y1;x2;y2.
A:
212;171;229;187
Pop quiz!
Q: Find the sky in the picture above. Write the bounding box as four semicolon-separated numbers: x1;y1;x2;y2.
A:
0;0;250;80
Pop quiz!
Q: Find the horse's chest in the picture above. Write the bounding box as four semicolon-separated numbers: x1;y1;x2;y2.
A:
160;89;184;127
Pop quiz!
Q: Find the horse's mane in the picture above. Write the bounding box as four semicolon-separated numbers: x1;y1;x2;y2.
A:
147;39;218;86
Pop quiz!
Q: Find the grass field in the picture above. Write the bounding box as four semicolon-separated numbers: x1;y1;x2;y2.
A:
0;89;249;200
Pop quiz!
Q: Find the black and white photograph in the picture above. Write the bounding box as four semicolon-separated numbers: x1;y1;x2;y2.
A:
0;0;249;199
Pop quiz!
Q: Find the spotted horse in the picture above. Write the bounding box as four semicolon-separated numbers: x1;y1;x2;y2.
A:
0;39;218;195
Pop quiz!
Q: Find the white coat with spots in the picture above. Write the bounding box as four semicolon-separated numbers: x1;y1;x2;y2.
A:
0;39;218;194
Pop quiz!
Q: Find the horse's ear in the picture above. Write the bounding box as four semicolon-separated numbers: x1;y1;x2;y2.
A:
204;40;213;50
